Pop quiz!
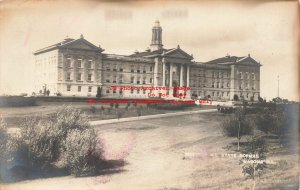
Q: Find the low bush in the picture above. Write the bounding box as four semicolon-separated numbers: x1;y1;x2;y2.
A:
60;128;102;176
8;105;104;177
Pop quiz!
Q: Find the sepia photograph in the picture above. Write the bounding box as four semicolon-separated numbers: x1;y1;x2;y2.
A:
0;0;299;189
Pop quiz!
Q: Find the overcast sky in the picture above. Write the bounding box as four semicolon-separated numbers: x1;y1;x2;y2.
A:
0;0;298;101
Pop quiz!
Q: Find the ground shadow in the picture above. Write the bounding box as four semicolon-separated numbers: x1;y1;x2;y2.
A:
1;159;127;183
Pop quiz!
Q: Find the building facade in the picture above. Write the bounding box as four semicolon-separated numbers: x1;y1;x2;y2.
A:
34;20;261;101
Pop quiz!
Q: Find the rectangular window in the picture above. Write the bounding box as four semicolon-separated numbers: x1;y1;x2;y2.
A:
142;78;146;84
131;65;134;73
143;90;146;94
88;86;92;92
119;90;123;94
78;86;81;92
106;89;110;94
67;85;71;91
252;73;255;80
66;72;71;80
119;67;123;72
131;76;134;84
77;73;82;81
150;66;153;72
113;76;117;83
137;88;140;94
131;89;134;94
239;72;243;79
87;60;92;69
106;75;110;83
137;77;140;84
150;78;153;83
143;66;146;73
88;74;92;81
66;58;71;68
113;64;117;71
212;92;215;96
119;76;123;83
137;66;140;73
113;89;116;94
77;59;82;68
106;65;110;71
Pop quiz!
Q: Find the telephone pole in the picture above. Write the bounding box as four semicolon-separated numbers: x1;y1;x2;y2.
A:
277;75;279;98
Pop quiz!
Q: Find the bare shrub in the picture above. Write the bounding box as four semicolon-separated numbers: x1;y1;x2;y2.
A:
222;108;254;150
60;128;102;176
0;117;8;161
241;137;268;180
11;119;58;169
9;105;103;176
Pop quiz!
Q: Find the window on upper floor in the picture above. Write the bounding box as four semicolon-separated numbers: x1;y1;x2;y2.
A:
88;86;92;92
113;75;117;83
78;86;81;92
66;72;71;80
87;60;92;69
150;78;153;83
67;85;71;91
252;73;255;80
142;77;146;84
77;73;82;81
66;58;71;68
106;75;110;83
131;65;134;73
150;66;153;72
88;74;92;81
143;66;146;73
77;59;82;68
113;64;117;71
239;72;243;79
131;76;134;84
137;66;140;73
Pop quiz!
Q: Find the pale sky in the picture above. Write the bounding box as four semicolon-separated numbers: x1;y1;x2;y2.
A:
0;0;299;101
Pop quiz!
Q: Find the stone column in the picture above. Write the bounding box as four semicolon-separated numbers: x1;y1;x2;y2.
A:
154;58;159;86
162;58;166;86
169;63;173;87
186;65;190;87
180;64;183;87
169;63;173;97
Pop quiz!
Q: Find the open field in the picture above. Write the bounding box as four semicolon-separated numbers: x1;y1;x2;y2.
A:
0;102;213;128
1;111;298;190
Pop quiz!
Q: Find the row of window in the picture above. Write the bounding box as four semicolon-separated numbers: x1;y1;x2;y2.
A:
106;88;148;95
66;58;93;69
105;65;153;73
66;73;93;81
212;71;230;78
238;72;256;80
105;76;153;84
66;85;93;92
239;82;256;90
211;82;230;88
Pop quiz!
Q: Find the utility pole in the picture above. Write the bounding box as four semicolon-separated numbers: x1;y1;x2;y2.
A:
277;75;279;98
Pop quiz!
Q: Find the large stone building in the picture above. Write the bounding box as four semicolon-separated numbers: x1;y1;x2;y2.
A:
34;20;261;101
